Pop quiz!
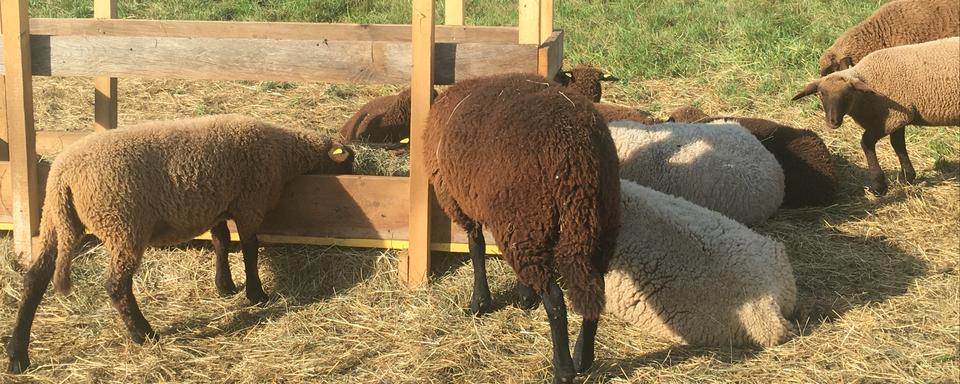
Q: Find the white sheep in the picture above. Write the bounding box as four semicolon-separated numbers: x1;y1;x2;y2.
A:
609;120;785;226
605;179;797;347
793;37;960;195
818;0;959;75
5;114;354;373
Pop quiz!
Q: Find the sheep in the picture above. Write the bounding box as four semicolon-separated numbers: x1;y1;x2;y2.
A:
606;179;797;347
6;114;354;374
609;120;784;226
793;37;960;195
668;106;838;207
593;103;664;125
818;0;959;75
424;73;620;383
338;87;437;143
553;65;618;102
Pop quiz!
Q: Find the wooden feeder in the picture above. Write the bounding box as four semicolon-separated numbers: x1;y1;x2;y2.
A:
0;0;562;287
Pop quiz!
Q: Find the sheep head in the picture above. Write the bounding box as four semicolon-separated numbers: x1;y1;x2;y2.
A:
554;65;619;102
792;74;875;129
818;51;855;76
667;105;709;123
322;143;356;175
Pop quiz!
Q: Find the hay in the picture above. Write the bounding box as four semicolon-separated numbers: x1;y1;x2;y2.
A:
1;76;957;383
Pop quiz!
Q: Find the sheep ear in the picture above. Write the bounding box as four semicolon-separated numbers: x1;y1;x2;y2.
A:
791;80;820;101
601;74;620;82
328;144;350;162
850;78;875;94
839;56;854;70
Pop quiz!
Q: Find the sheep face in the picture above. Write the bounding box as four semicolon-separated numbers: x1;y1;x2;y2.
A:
818;51;854;76
791;75;875;129
554;66;618;102
318;143;356;175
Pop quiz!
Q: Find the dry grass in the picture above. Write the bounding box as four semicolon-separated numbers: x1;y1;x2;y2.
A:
0;72;957;383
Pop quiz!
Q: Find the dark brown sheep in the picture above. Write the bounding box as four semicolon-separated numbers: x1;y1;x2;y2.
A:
593;103;664;125
424;73;620;383
553;65;618;102
668;106;838;207
338;87;437;143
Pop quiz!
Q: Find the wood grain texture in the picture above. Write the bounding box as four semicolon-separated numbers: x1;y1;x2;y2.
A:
1;0;41;265
0;36;537;84
92;0;117;131
518;0;540;44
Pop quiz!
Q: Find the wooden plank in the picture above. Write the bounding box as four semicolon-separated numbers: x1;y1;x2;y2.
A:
1;0;40;266
518;0;540;44
538;31;563;79
0;36;537;85
27;18;520;44
540;0;554;42
0;165;500;253
403;0;435;287
444;0;464;26
93;0;117;131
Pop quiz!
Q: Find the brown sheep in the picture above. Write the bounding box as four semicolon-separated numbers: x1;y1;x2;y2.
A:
668;106;838;207
818;0;959;75
424;73;620;383
793;37;959;195
553;65;618;102
593;103;664;125
338;87;437;144
6;115;354;373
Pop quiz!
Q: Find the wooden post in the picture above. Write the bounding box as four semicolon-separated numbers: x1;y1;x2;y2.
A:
537;0;555;78
2;0;41;265
518;0;540;44
444;0;464;26
93;0;117;131
401;0;435;287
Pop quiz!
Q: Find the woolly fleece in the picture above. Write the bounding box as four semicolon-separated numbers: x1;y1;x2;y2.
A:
609;120;784;226
606;179;797;347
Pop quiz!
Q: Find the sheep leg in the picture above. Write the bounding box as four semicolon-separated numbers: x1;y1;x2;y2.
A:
860;130;888;195
514;281;540;310
573;319;598;373
105;252;157;345
541;276;576;384
6;252;55;373
889;128;916;183
240;234;269;305
210;221;238;296
468;225;492;316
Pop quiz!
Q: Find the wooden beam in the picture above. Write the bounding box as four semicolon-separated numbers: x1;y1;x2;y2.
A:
518;0;540;44
27;19;520;43
93;0;117;131
538;31;563;79
540;0;553;42
444;0;464;26
0;165;501;253
0;36;537;85
403;0;435;287
1;0;40;266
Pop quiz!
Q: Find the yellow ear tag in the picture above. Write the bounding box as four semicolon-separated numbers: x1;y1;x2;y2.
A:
332;148;344;155
400;138;410;144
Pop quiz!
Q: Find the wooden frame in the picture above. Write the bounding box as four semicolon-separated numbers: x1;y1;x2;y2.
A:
0;0;560;287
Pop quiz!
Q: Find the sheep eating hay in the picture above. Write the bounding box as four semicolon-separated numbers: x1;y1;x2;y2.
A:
606;179;797;347
424;73;620;383
6;114;354;374
338;87;437;144
794;37;960;195
818;0;959;75
609;120;785;226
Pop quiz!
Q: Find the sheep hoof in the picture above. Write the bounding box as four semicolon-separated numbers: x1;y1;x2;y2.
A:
573;347;594;374
216;282;239;297
7;354;29;374
552;372;577;384
869;182;889;196
129;329;159;345
469;297;491;317
900;170;917;184
247;290;269;306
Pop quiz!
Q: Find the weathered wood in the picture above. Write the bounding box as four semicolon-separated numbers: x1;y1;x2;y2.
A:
444;0;464;26
518;0;541;44
0;165;500;253
0;36;537;84
93;0;117;132
403;0;435;287
27;18;519;43
1;0;40;266
539;31;563;79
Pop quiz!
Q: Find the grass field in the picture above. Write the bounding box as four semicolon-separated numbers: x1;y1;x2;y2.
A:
2;0;959;382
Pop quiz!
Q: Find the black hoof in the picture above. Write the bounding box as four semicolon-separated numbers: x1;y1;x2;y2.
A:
573;345;594;374
469;297;491;317
869;182;889;196
553;373;577;384
900;170;917;184
7;354;29;374
216;280;239;297
246;289;269;306
129;329;159;345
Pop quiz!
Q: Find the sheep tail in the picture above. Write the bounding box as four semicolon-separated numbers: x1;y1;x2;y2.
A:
41;173;85;295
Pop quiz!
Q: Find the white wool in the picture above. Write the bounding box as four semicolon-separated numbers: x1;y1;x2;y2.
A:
605;179;797;347
608;120;785;226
